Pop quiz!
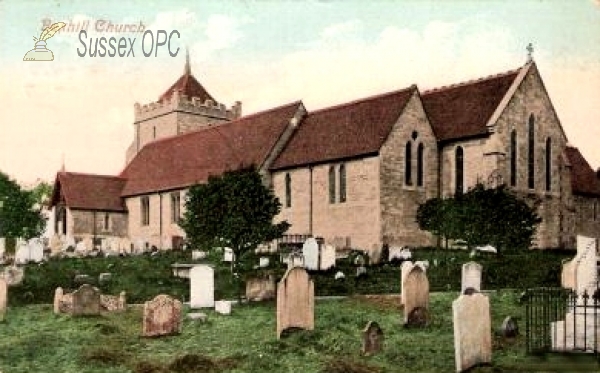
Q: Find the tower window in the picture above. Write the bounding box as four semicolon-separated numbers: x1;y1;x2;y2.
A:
405;141;412;186
455;146;464;195
510;130;517;187
285;173;291;208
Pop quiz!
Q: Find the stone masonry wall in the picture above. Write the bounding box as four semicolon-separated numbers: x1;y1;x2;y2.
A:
380;90;438;250
574;195;600;240
71;210;128;238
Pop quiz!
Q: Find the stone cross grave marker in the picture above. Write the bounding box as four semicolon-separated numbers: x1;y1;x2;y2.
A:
400;261;414;305
142;294;182;337
320;244;336;270
277;267;314;339
190;265;214;308
453;292;492;372
302;237;319;270
72;284;101;316
461;262;482;294
403;265;429;326
362;321;384;355
0;278;6;322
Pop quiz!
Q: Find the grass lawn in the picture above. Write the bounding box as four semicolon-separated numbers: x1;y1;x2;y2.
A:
0;290;550;373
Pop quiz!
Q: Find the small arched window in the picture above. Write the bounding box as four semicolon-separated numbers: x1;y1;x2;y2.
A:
329;166;336;204
285;173;291;208
339;164;346;203
510;130;517;187
545;137;552;192
405;141;412;186
417;143;424;187
528;114;535;189
455;146;464;195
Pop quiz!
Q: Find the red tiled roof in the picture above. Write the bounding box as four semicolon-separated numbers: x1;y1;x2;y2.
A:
565;146;600;197
159;72;215;103
421;69;521;142
120;102;303;196
50;172;127;212
271;86;417;170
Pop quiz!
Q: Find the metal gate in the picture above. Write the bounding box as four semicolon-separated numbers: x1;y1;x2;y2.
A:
524;287;599;362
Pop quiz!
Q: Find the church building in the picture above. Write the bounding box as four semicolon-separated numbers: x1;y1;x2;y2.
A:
49;52;600;258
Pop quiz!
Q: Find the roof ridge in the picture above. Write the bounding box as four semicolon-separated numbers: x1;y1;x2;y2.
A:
422;67;521;95
309;85;417;114
60;171;125;179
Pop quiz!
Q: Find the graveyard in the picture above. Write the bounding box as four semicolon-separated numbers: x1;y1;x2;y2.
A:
0;240;597;372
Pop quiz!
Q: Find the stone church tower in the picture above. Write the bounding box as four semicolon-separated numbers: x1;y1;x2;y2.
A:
125;50;242;164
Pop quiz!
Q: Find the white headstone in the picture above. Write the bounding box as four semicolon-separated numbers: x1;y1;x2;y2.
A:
453;293;492;372
223;247;234;262
320;244;336;270
192;250;206;261
259;257;270;268
28;238;44;263
190;265;214;308
302;238;319;270
390;247;412;261
14;240;30;264
461;262;482;294
215;300;231;315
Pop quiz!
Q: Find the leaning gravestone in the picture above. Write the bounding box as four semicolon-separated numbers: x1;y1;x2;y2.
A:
362;321;384;355
0;278;6;321
71;284;101;316
142;294;182;337
277;267;314;339
400;261;415;305
320;244;336;270
403;266;429;326
453;292;492;372
302;238;319;270
190;265;214;308
461;262;482;294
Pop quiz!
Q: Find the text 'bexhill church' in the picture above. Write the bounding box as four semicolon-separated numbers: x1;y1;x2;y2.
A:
49;51;600;259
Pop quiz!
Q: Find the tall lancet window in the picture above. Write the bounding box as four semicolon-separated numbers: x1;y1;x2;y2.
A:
339;164;346;203
285;173;291;208
528;114;535;189
545;137;552;192
417;143;424;187
405;141;412;186
510;130;517;186
455;146;464;195
329;166;336;204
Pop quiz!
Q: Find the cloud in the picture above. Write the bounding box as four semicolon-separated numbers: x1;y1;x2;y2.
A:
190;14;246;62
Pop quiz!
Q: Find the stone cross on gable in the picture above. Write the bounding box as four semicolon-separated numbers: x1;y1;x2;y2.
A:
527;43;534;62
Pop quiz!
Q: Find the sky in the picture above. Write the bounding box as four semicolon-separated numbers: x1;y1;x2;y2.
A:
0;0;599;186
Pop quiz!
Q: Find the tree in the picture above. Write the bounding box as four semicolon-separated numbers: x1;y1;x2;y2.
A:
417;183;542;253
180;166;290;299
0;172;46;244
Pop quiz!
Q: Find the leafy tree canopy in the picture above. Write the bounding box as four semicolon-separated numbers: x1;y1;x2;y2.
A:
0;172;46;240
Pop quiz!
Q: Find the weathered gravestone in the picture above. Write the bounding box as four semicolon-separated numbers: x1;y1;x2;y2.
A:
71;284;101;316
362;321;384;355
302;237;319;270
190;265;214;308
403;266;429;326
142;294;182;337
53;287;63;314
246;275;276;301
277;267;314;339
453;292;492;372
400;261;414;305
320;244;336;270
461;262;482;294
0;278;6;321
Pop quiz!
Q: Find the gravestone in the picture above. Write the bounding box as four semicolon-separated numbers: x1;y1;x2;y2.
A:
0;237;5;258
277;267;314;339
2;265;24;286
142;294;182;337
0;278;6;321
500;316;519;338
259;257;270;268
453;293;492;372
461;262;482;294
400;261;415;305
320;244;336;270
215;300;231;315
415;260;429;272
53;287;63;314
190;265;214;308
71;284;101;316
302;237;319;270
246;275;276;301
192;250;206;261
362;321;384;355
223;247;234;262
403;266;429;326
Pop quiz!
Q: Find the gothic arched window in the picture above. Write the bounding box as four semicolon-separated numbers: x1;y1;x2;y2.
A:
528;114;535;189
285;173;291;208
405;141;412;186
510;130;517;187
455;146;464;195
329;166;336;204
339;164;346;203
417;143;424;187
545;137;552;192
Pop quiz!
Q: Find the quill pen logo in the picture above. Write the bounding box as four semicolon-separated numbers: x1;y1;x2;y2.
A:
23;22;66;61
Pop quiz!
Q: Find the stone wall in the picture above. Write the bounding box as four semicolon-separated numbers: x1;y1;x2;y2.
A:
71;210;128;238
574;195;600;240
380;90;438;249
